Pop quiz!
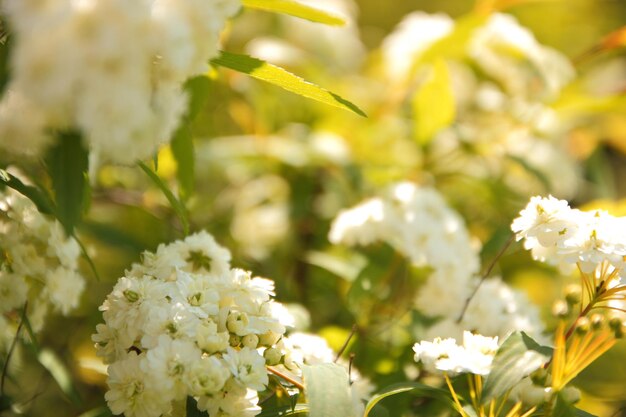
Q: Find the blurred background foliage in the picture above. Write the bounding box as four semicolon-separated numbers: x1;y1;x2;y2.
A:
2;0;626;416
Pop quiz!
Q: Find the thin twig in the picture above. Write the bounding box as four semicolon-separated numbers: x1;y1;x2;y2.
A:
457;234;515;323
334;324;357;363
267;366;304;391
1;303;27;396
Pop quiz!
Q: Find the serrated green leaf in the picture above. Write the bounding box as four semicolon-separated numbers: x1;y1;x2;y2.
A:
210;51;366;117
0;169;55;215
171;126;195;201
363;382;456;417
412;59;455;145
552;393;598;417
185;396;205;417
45;132;89;235
481;332;552;403
38;349;81;405
138;161;190;236
302;363;355;417
242;0;346;26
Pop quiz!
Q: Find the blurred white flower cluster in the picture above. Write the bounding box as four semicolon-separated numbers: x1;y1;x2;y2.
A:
413;331;499;376
512;195;626;278
93;231;291;417
382;12;579;198
330;182;544;341
0;188;85;350
0;0;240;164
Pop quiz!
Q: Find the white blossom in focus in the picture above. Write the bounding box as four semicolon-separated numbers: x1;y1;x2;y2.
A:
94;231;291;417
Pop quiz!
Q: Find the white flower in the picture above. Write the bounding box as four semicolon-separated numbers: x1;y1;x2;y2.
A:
413;331;499;376
96;231;287;417
46;266;85;315
105;352;173;417
223;347;269;391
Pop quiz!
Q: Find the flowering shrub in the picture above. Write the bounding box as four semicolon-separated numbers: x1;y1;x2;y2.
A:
1;0;626;416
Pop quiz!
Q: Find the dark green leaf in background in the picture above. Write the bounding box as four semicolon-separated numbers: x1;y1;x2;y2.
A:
45;132;89;235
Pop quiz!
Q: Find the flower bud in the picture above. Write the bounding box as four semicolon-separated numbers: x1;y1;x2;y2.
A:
259;331;281;347
564;285;581;305
227;312;249;335
575;317;590;335
242;334;259;349
123;290;139;303
608;315;623;331
264;347;282;366
552;300;569;318
229;334;241;347
590;314;604;330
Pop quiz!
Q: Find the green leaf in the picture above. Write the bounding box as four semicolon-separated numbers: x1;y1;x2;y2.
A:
45;132;89;235
0;35;12;99
138;161;190;236
171;126;195;201
302;363;355;417
186;396;206;417
481;332;552;403
183;75;212;122
412;59;455;145
38;349;81;405
363;382;456;417
210;51;366;117
242;0;346;26
552;393;597;417
0;169;55;215
256;404;309;416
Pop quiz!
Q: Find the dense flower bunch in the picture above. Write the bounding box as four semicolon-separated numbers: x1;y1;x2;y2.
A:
93;231;294;417
0;0;240;164
0;188;85;350
413;331;499;376
512;195;626;276
382;12;579;198
330;181;544;340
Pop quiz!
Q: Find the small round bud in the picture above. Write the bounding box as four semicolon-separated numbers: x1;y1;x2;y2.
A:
242;334;259;349
564;285;581;305
530;368;548;386
264;347;282;366
590;314;604;330
123;290;140;303
552;300;569;318
575;317;590;335
227;312;249;335
259;331;281;347
615;324;624;339
229;334;241;347
608;316;623;331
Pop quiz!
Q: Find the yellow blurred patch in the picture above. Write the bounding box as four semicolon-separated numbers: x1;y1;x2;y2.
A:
319;325;354;353
156;146;177;180
580;199;626;216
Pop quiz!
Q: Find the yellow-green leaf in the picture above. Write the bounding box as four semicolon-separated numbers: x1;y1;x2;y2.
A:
210;51;366;117
242;0;346;26
412;59;456;145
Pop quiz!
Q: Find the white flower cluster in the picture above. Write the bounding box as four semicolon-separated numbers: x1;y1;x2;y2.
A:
512;195;626;278
413;331;499;376
381;12;579;199
0;188;85;344
0;0;240;164
93;231;291;417
271;332;374;416
330;182;544;341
